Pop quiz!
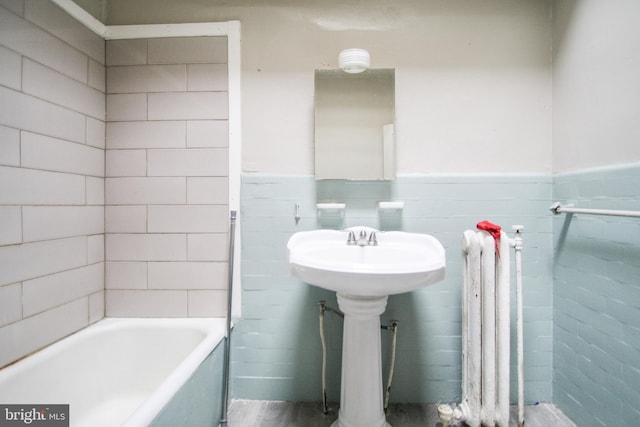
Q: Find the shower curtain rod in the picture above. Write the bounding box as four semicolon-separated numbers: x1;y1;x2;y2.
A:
550;202;640;218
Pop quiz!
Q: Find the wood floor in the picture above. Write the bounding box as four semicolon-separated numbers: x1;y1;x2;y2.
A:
227;399;577;427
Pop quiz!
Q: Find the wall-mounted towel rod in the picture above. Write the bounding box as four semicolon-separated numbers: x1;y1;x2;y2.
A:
550;202;640;218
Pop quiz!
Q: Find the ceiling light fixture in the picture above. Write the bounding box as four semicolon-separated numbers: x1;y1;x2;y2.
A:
339;48;370;73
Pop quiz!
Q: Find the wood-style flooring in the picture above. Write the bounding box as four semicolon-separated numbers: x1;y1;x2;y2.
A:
227;399;577;427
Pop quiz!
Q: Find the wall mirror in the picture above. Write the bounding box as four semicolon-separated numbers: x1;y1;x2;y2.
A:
314;69;395;180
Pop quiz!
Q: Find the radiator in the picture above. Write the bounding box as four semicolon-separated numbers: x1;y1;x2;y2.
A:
460;229;511;427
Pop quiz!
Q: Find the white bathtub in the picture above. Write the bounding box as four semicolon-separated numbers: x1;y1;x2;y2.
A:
0;318;226;427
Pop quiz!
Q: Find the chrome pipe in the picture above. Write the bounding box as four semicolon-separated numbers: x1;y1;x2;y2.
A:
319;301;329;414
383;321;399;412
318;300;344;415
219;210;237;427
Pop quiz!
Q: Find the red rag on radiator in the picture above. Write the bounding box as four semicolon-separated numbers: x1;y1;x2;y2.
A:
477;220;502;257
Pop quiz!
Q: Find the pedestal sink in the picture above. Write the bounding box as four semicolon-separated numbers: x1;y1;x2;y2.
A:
287;227;446;427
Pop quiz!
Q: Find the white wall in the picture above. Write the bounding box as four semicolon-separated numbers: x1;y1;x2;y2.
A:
0;0;105;368
553;0;640;173
106;0;553;174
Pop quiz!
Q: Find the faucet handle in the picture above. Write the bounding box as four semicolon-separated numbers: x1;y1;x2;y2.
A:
347;230;357;245
368;231;378;246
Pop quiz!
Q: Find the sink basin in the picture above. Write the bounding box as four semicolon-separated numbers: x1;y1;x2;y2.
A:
287;227;446;297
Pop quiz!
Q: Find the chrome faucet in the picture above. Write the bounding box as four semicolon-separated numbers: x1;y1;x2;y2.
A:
346;229;378;246
356;230;368;246
346;230;357;245
368;231;378;246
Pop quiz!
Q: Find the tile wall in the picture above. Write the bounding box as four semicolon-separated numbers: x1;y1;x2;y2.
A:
104;36;230;317
0;1;105;368
235;174;554;403
553;164;640;426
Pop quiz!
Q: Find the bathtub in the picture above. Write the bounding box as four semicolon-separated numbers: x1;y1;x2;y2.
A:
0;318;226;427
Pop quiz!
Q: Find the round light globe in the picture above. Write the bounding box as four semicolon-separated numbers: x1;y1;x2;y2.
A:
338;48;370;73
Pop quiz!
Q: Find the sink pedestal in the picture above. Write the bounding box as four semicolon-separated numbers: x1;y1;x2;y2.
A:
332;293;391;427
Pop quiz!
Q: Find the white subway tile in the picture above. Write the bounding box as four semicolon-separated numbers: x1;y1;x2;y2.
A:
21;132;104;177
87;235;104;265
188;290;226;317
106;233;186;261
88;59;105;92
105;177;186;205
148;37;227;64
0;125;20;167
107;64;186;94
0;0;24;16
105;290;187;317
187;64;228;92
86;117;105;149
0;7;87;82
0;45;21;90
187;177;228;204
106;262;147;290
106;39;147;66
25;0;104;64
23;59;104;119
186;120;228;148
106;94;147;121
0;86;86;143
105;206;147;233
148;262;227;290
86;176;104;206
0;206;21;246
106;121;186;149
0;283;22;327
0;236;87;287
106;149;146;177
0;298;88;368
148;92;228;120
22;206;103;242
22;263;103;317
148;148;228;177
188;234;228;261
148;205;228;233
0;166;85;205
89;290;104;324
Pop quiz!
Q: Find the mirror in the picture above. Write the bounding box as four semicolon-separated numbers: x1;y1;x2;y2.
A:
314;69;395;180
